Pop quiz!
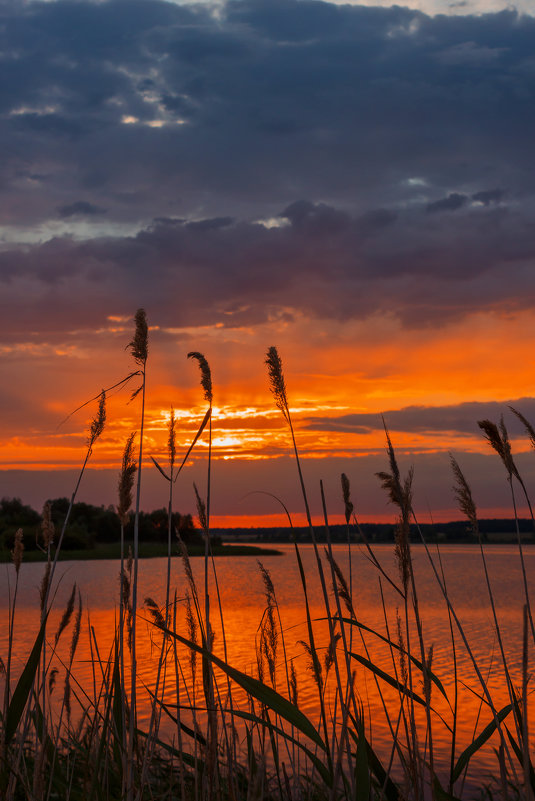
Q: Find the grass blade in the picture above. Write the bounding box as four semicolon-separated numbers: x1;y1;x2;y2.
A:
5;613;48;746
452;703;513;783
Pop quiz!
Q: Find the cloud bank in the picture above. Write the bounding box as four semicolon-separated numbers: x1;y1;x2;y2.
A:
0;0;534;338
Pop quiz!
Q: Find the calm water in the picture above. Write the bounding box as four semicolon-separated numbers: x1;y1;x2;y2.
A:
2;543;534;788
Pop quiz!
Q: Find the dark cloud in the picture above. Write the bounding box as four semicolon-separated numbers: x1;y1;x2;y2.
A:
57;201;107;218
0;0;534;332
472;188;504;205
427;193;468;213
305;398;535;437
2;193;535;337
0;0;533;226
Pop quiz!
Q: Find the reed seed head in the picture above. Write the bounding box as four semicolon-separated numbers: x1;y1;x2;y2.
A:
298;639;323;692
499;415;521;481
185;592;198;682
326;549;355;619
64;674;71;720
168;406;176;468
258;561;276;607
376;426;413;520
12;527;23;574
187;351;213;405
129;308;148;365
290;660;298;707
450;453;478;533
70;590;82;663
422;644;434;705
55;582;77;646
120;568;131;609
193;482;207;531
48;667;58;696
478;417;520;482
41;501;55;550
265;346;289;422
118;432;137;525
509;406;535;451
178;536;195;590
396;612;408;688
88;390;106;448
145;597;166;629
323;631;341;678
39;561;51;611
341;473;354;524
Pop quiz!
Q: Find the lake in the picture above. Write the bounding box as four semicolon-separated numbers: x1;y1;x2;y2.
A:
1;542;534;791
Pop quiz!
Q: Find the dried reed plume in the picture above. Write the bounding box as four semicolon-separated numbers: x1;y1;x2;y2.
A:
422;645;434;706
187;352;213;405
118;432;137;525
64;675;71;721
326;550;356;619
477;417;521;482
39;562;51;612
450;454;478;532
258;563;278;687
70;590;82;663
290;661;298;706
54;583;77;646
377;438;413;590
376;423;407;513
185;592;198;684
48;668;58;696
323;630;341;678
41;502;55;550
258;561;276;607
265;346;289;422
341;473;354;524
120;568;131;610
144;597;166;629
87;390;106;448
194;483;207;531
396;613;408;689
129;308;148;365
298;639;323;692
178;537;196;597
168;407;176;469
11;528;23;574
509;406;535;451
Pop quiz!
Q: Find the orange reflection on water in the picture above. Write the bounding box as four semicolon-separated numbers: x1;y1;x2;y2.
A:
2;543;533;792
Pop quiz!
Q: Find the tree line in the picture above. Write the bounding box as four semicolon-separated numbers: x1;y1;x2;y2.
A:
0;496;201;552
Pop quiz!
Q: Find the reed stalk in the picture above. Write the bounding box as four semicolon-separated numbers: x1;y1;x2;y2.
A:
127;308;148;801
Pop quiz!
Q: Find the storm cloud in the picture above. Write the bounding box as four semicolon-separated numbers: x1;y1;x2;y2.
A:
304;398;535;437
1;0;534;336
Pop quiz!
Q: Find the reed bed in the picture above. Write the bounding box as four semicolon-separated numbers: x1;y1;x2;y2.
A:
1;309;534;801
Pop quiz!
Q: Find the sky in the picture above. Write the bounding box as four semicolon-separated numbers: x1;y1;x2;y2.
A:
1;0;535;528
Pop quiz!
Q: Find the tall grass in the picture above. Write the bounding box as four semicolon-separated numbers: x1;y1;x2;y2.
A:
0;325;534;801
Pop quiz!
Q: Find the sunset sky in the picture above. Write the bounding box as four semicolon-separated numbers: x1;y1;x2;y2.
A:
1;0;535;527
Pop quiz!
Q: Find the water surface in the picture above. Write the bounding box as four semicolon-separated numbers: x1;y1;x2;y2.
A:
2;543;534;789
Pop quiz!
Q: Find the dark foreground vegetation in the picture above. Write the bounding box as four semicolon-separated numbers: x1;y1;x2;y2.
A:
2;310;535;801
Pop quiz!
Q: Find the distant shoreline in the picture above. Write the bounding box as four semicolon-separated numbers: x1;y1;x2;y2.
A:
212;518;535;545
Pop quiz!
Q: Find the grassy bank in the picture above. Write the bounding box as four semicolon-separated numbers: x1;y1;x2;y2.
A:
0;541;282;562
